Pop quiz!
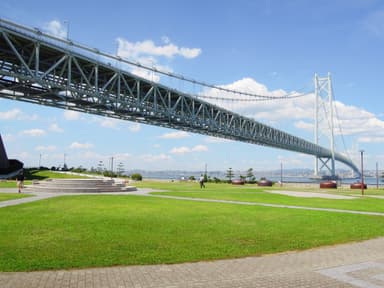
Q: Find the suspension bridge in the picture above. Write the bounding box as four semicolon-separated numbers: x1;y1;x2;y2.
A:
0;18;360;177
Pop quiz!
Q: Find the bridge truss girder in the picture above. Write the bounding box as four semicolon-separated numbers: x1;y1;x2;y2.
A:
0;19;360;175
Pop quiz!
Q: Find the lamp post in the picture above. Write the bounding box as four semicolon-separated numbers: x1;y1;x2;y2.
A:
280;162;283;187
360;150;364;196
63;20;70;40
39;153;42;168
376;162;379;190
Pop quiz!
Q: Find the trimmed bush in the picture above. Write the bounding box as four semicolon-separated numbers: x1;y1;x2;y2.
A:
131;173;143;181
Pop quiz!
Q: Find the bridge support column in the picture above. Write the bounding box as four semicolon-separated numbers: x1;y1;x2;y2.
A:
314;73;336;178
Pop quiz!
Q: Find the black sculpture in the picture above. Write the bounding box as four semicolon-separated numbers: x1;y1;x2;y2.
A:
0;134;23;179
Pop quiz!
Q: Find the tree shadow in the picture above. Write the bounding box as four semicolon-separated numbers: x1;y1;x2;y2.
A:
24;169;49;180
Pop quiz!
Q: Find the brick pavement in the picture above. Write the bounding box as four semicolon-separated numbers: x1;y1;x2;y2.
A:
1;237;384;287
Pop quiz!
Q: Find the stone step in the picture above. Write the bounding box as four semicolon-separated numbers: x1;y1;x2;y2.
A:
33;182;124;188
24;186;137;193
25;178;136;193
37;179;115;185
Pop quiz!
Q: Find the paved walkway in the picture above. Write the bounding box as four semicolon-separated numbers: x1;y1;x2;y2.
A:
1;238;384;287
2;188;384;287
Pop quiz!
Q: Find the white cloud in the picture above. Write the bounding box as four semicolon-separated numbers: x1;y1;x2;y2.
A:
204;136;231;143
203;77;384;146
358;136;384;143
128;123;141;132
140;153;171;162
277;153;308;167
43;20;67;38
362;10;384;37
35;145;57;152
64;110;81;120
116;38;201;59
112;153;132;160
100;118;120;129
202;77;312;121
70;142;94;149
130;67;161;82
170;145;208;154
0;108;22;120
161;36;171;44
191;145;208;152
159;131;190;139
116;37;201;82
48;123;64;133
170;146;190;154
0;108;38;120
20;129;46;137
2;133;15;142
294;120;313;130
79;151;104;159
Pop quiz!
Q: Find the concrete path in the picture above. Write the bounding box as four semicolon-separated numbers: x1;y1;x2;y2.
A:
2;188;384;287
268;189;356;199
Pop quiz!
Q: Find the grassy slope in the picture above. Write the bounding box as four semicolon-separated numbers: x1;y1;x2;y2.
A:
0;193;384;271
0;169;88;189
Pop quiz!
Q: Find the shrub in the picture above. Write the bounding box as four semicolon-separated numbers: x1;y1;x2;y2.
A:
103;171;117;178
131;173;143;181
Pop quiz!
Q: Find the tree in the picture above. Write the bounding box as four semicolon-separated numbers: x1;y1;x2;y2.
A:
97;160;104;174
117;162;125;176
131;173;143;181
246;168;254;182
226;168;234;183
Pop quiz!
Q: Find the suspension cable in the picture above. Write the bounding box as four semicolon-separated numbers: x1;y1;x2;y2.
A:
195;91;312;102
332;89;351;160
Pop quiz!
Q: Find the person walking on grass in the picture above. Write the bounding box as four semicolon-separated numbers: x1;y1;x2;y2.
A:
16;170;25;193
199;174;205;189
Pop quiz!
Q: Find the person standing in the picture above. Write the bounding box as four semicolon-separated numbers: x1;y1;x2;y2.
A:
199;174;205;189
16;171;25;193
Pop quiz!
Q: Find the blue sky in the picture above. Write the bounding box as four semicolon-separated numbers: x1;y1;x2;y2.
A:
1;0;384;173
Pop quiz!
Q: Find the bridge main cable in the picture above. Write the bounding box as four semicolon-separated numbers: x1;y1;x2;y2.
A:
0;18;360;175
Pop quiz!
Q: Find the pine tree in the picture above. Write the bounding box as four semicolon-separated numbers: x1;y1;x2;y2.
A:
246;168;254;182
226;168;234;182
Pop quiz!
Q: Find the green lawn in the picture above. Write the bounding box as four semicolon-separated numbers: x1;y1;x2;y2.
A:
0;193;32;202
1;192;384;272
0;170;88;189
134;181;384;213
25;169;88;180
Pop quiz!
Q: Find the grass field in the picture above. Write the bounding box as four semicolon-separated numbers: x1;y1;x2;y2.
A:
136;181;384;213
1;181;384;272
0;193;31;202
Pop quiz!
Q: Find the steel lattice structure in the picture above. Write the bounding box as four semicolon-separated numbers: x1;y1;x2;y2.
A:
0;19;360;175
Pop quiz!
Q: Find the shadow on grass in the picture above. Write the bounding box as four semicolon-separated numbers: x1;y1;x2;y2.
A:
24;169;49;180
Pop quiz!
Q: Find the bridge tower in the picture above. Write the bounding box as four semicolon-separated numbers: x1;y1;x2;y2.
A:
314;73;336;178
